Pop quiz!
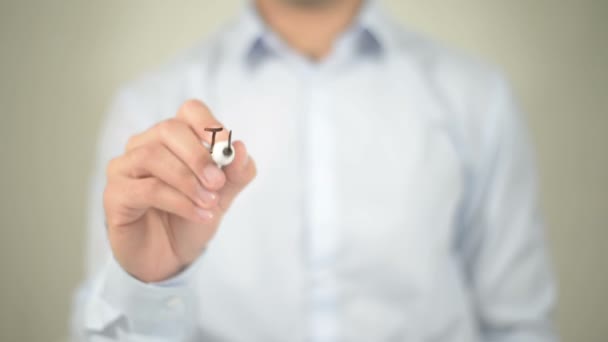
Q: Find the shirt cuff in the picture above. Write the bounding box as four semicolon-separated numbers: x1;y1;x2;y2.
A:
86;255;202;337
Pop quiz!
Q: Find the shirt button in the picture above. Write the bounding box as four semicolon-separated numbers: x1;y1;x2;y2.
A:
165;296;184;312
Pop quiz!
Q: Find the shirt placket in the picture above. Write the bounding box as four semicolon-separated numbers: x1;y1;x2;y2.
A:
302;63;340;342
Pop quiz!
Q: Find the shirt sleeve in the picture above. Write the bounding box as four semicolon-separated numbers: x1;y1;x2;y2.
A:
69;89;201;341
73;256;202;341
458;74;558;341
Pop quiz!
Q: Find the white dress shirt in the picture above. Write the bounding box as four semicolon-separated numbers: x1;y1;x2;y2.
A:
71;2;557;341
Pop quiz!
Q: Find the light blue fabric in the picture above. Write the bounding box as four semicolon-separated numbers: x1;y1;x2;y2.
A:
71;1;557;341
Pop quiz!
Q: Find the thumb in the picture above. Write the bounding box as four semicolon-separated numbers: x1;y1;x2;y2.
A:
218;141;256;211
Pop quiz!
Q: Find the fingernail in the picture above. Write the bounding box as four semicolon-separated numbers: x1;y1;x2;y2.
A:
242;154;250;168
201;164;223;185
196;186;217;206
195;207;214;222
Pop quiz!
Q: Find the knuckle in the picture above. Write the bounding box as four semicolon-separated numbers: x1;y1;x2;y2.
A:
103;182;124;214
106;157;120;177
102;183;114;208
125;146;151;177
156;119;179;140
125;134;140;151
133;144;157;161
142;178;162;197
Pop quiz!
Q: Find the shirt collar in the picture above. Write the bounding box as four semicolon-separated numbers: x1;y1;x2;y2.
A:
235;0;391;66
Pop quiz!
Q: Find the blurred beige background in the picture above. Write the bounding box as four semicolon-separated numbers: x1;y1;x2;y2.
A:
0;0;606;341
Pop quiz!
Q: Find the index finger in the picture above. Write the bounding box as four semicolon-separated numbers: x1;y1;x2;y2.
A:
176;99;231;144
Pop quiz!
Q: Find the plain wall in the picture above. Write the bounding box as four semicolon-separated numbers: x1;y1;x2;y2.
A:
1;1;606;341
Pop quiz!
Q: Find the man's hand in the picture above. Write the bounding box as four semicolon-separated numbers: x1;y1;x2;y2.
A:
103;100;256;283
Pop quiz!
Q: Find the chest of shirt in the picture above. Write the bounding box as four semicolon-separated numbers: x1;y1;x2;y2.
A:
200;61;464;283
178;61;473;340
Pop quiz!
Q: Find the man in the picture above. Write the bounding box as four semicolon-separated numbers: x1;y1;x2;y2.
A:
71;0;557;340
